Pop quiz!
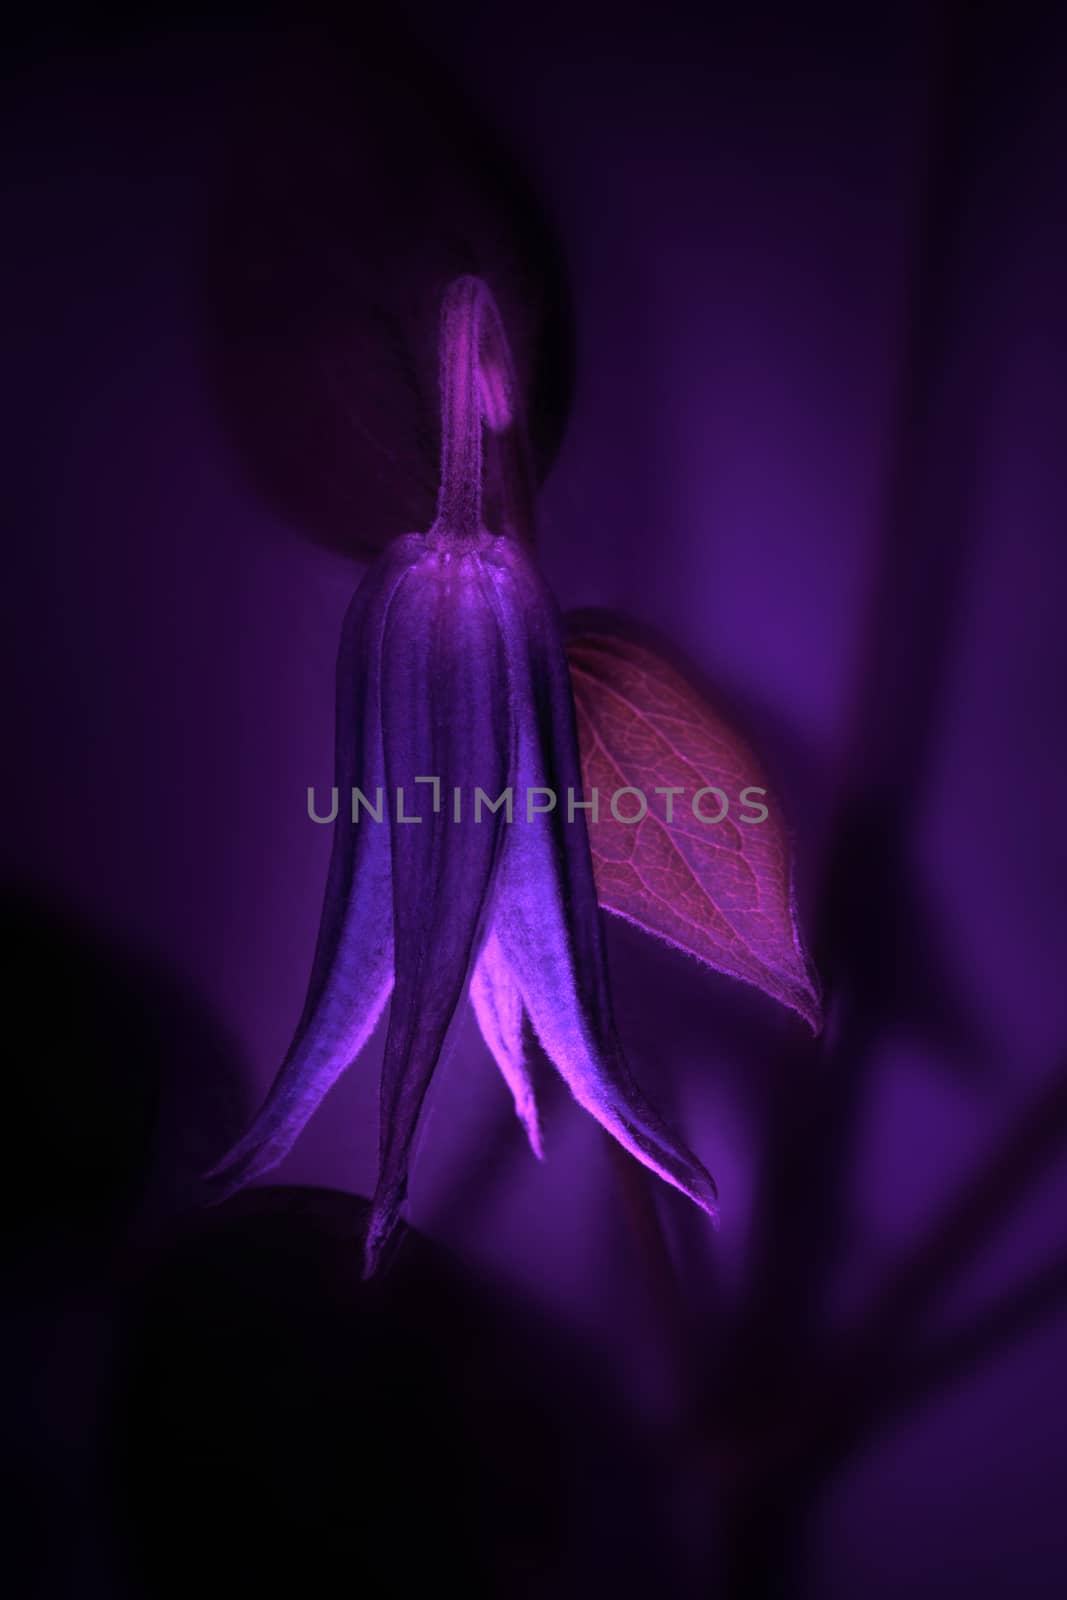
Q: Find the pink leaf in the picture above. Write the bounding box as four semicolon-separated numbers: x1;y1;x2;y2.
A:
566;630;821;1032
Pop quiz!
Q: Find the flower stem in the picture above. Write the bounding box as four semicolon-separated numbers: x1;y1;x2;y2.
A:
431;275;534;547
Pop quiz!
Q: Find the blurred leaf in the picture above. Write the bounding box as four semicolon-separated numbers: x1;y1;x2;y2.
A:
566;630;821;1031
203;20;572;560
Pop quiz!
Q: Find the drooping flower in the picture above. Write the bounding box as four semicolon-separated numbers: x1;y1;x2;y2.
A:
207;275;718;1275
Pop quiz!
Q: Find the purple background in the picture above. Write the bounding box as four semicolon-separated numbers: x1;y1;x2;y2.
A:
5;4;1067;1595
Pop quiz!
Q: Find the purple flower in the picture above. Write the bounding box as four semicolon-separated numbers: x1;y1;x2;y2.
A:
208;276;718;1275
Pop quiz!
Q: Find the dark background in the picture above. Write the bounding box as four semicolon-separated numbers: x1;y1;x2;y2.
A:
4;3;1067;1595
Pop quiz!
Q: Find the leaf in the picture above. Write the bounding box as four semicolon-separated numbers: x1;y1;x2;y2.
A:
565;629;821;1032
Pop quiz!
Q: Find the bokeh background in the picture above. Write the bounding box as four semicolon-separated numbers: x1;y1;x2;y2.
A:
4;3;1067;1595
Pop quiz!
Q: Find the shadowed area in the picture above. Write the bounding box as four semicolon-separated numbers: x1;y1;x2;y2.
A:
202;17;574;560
113;1187;666;1599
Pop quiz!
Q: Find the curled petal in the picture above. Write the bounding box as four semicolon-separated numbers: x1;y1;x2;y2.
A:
205;539;424;1197
470;929;543;1159
364;546;512;1276
486;543;719;1222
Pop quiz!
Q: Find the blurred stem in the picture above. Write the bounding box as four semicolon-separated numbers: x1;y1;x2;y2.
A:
606;1138;694;1402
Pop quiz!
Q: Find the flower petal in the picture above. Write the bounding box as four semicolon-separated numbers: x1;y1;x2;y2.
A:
364;545;512;1276
470;929;543;1159
486;543;719;1222
205;539;424;1197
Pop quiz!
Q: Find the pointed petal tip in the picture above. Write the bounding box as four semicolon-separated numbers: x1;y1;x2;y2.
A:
361;1223;388;1282
198;1169;261;1218
691;1168;720;1227
200;1130;287;1200
198;1153;248;1203
201;1146;247;1185
362;1187;404;1280
199;1169;238;1208
514;1093;545;1160
677;1156;719;1227
469;934;546;1160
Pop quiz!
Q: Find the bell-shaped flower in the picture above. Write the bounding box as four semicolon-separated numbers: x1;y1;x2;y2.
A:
207;276;718;1275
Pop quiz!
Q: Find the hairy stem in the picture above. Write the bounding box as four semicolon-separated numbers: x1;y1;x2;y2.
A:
431;275;534;547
